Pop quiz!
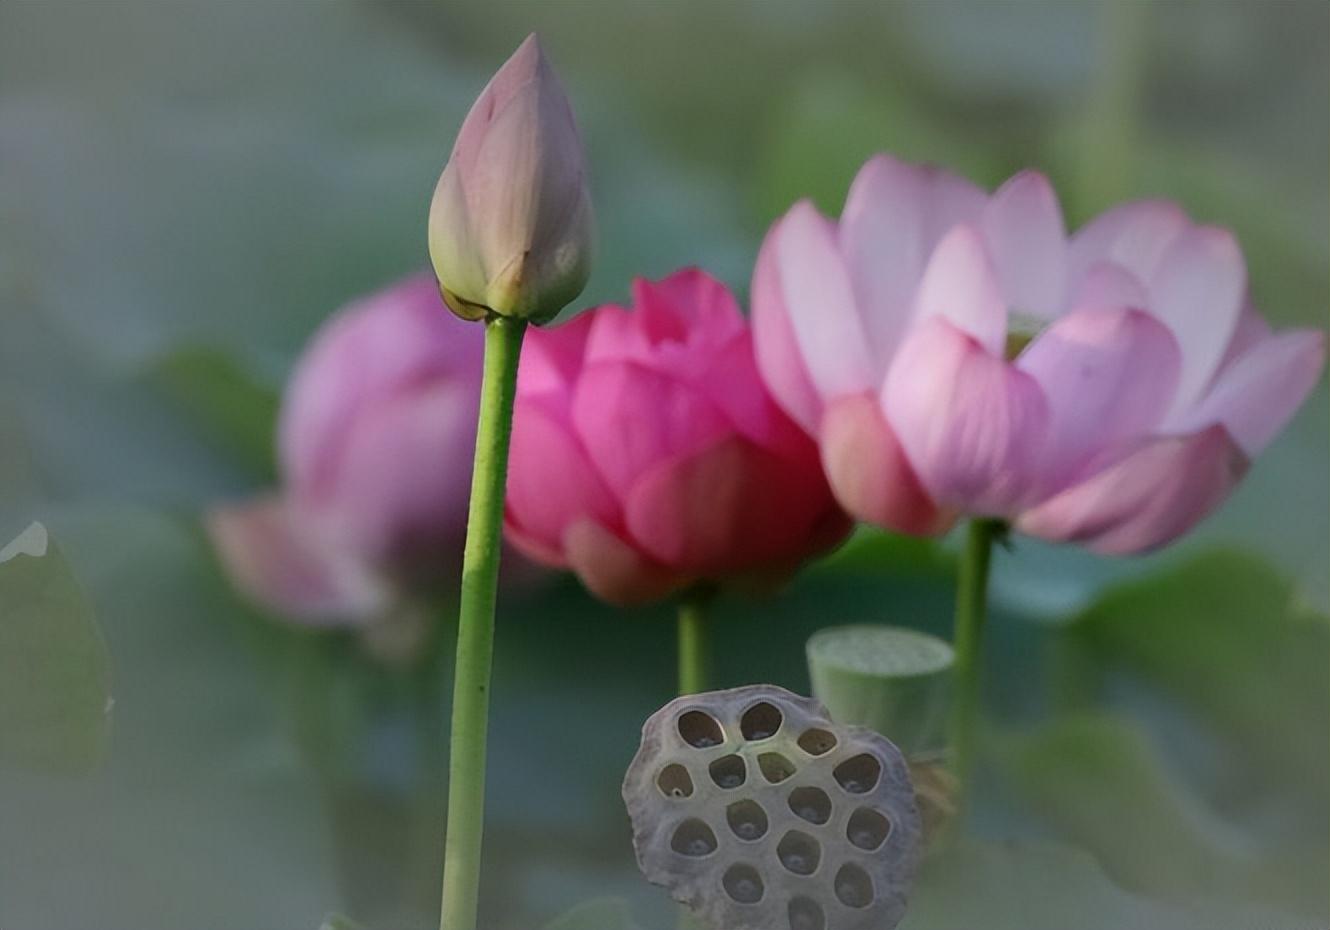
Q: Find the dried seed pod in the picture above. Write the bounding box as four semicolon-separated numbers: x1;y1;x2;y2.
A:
622;684;921;930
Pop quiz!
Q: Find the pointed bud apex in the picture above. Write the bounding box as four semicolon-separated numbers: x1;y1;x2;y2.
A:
429;34;594;323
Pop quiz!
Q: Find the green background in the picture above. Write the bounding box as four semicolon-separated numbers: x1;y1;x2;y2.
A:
0;2;1326;928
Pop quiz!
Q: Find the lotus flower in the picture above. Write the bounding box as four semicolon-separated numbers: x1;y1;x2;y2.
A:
428;34;593;323
208;273;483;624
504;268;850;605
753;155;1324;553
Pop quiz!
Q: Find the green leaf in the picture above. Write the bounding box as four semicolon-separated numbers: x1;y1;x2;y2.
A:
1069;549;1329;796
903;839;1321;930
997;713;1328;917
0;522;112;774
146;345;280;480
541;897;644;930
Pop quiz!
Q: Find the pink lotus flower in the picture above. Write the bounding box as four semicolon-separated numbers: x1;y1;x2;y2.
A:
208;273;483;624
429;34;593;323
754;155;1325;554
504;269;850;606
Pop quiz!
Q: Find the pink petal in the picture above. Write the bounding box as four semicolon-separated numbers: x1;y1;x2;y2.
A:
1216;299;1271;372
506;395;620;556
570;361;731;499
562;519;687;607
1016;426;1247;554
981;170;1067;319
769;201;877;396
630;267;745;345
751;228;824;433
698;331;815;458
279;274;482;496
207;497;387;624
582;302;653;366
517;309;595;398
1016;308;1181;491
623;437;836;575
1069;261;1147;312
819;393;951;535
1171;329;1325;457
921;165;990;243
1148;225;1246;415
1068;199;1188;285
319;382;476;565
911;224;1008;357
838;155;932;360
883;318;1048;516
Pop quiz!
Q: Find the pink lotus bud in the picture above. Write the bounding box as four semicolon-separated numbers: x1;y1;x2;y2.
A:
503;268;851;606
753;154;1324;554
429;34;593;323
208;273;484;624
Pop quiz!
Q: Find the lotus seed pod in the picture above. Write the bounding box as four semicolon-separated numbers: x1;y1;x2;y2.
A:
622;684;921;930
807;626;953;758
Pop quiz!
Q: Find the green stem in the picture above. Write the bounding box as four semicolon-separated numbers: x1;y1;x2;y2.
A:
439;316;526;930
676;588;713;696
949;518;1001;807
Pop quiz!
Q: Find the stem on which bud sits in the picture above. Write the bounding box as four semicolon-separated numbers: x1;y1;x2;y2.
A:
676;586;715;696
948;518;1003;816
439;315;526;930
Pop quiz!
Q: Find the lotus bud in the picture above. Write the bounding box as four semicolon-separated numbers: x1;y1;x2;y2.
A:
428;34;593;323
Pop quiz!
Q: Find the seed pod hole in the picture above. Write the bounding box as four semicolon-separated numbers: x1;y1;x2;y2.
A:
797;728;837;756
846;807;890;850
722;863;765;904
739;701;783;741
656;763;693;799
670;818;718;858
776;829;821;876
678;710;724;748
726;799;769;841
833;753;882;794
758;752;797;784
709;753;747;789
787;895;826;930
834;863;874;908
788;786;832;825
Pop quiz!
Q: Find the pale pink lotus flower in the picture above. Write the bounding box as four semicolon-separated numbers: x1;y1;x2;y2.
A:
208;273;483;624
504;268;850;606
753;154;1325;554
429;33;593;323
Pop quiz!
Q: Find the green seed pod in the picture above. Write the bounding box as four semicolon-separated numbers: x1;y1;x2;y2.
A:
807;626;954;758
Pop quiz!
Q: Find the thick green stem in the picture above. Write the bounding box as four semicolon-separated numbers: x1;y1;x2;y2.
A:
439;316;526;930
949;518;1001;807
676;588;713;696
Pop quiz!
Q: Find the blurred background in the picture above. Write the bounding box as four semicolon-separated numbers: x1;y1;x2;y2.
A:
0;1;1326;928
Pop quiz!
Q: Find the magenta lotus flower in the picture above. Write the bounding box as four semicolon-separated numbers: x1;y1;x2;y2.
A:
754;155;1325;554
208;273;483;623
429;34;593;323
504;269;850;606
